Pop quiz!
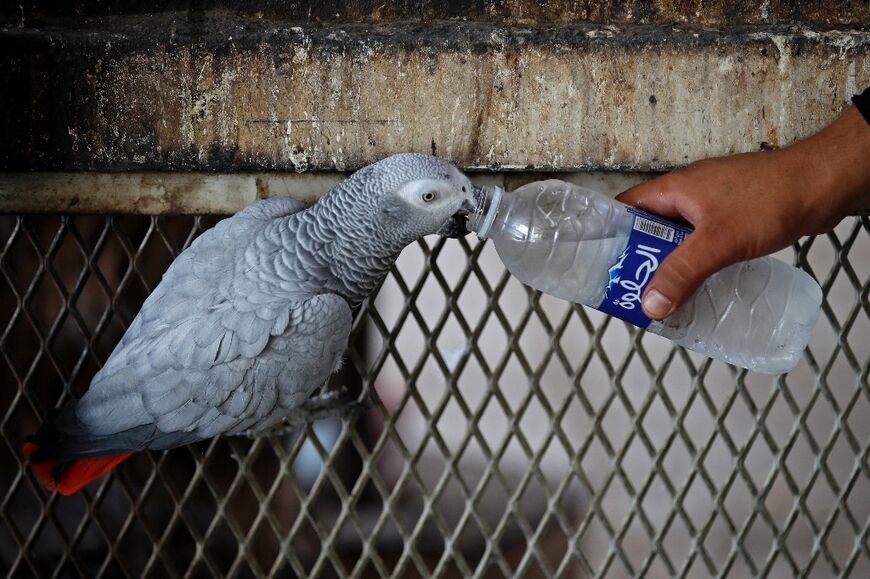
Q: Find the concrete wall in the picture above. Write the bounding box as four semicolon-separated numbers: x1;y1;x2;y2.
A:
1;8;868;176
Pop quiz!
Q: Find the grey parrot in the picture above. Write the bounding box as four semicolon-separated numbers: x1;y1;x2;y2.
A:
25;153;475;495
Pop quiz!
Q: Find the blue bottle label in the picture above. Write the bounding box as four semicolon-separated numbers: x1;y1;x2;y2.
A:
598;208;691;328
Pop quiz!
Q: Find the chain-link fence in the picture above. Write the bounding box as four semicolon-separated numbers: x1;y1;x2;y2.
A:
1;202;868;577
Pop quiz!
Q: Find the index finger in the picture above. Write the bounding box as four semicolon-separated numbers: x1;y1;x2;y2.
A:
615;175;694;227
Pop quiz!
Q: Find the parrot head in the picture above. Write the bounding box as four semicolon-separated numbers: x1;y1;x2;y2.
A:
353;153;476;242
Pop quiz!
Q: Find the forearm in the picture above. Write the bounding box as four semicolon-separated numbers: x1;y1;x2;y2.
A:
786;106;870;223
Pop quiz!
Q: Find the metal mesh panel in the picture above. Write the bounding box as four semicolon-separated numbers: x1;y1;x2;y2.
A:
1;213;868;578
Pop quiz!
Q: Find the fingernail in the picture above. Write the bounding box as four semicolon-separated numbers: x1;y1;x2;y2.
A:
643;289;673;319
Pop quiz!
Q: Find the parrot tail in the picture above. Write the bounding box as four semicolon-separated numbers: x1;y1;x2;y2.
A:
23;442;134;495
24;404;138;495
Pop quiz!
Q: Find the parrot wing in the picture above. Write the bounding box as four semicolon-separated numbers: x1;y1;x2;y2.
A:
24;195;354;494
73;197;349;443
75;292;352;443
24;291;352;494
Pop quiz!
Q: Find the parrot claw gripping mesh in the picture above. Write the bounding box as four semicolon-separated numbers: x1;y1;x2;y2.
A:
24;153;476;495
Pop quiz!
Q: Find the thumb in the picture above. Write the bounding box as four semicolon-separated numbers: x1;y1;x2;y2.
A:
641;230;736;320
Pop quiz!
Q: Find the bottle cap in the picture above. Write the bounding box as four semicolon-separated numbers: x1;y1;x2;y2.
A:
470;185;503;239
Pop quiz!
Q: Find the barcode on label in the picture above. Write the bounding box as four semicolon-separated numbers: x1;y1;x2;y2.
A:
634;217;675;242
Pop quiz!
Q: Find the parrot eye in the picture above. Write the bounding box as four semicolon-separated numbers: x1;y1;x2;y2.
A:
422;191;437;203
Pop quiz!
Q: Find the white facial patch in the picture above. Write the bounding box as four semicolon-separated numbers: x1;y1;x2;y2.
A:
396;178;455;207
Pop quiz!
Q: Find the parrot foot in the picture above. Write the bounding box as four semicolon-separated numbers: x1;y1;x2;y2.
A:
245;386;371;438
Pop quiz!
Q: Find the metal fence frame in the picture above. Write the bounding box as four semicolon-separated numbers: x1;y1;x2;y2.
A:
1;207;868;578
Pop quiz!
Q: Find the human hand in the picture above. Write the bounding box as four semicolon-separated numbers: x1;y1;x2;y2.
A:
616;107;870;320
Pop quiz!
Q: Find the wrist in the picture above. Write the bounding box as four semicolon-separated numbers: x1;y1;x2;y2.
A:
775;144;837;234
782;109;870;229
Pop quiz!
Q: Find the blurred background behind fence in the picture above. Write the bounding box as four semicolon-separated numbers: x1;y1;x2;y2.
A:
1;2;869;577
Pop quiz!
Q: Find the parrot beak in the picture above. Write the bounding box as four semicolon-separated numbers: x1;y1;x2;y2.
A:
437;185;480;238
437;207;471;238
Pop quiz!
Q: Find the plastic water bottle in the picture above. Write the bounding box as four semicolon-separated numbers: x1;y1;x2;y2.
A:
468;180;822;374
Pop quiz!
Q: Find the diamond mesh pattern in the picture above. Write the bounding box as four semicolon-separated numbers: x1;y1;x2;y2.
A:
1;213;868;578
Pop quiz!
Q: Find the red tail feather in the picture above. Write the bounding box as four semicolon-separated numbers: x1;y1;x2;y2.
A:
23;442;134;496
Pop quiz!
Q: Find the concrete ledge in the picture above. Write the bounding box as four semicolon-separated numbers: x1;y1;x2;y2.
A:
0;172;341;214
1;14;869;172
0;171;650;214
